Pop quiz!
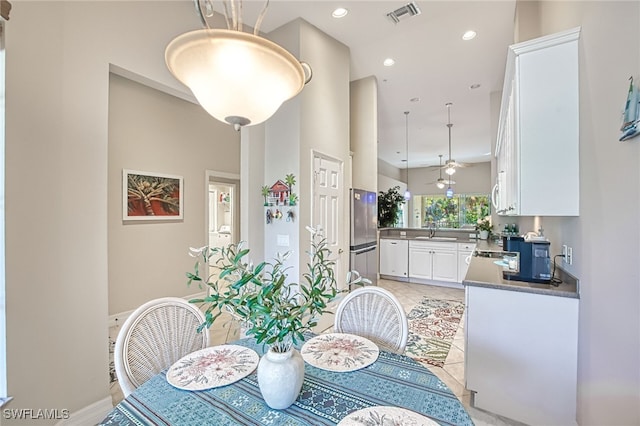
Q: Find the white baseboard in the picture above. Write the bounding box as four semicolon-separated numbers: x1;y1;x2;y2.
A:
55;396;112;426
108;291;207;328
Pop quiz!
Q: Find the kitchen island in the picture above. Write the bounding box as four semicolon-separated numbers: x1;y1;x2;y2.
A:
463;254;579;425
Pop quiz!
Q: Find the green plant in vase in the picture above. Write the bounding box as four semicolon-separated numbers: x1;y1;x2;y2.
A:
186;227;368;409
475;216;493;240
378;186;406;228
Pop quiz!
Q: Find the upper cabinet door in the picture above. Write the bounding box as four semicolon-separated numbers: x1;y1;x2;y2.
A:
496;27;581;216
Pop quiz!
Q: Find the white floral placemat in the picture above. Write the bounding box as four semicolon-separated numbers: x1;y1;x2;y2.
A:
338;406;439;425
166;344;259;391
301;333;379;372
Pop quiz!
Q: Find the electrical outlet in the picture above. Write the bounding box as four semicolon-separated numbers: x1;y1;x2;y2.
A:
566;247;573;265
562;245;568;263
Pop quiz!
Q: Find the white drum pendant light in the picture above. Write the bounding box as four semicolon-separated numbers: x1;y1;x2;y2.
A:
165;0;312;130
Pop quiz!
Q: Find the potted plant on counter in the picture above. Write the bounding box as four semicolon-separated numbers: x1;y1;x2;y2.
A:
476;216;493;240
186;226;368;409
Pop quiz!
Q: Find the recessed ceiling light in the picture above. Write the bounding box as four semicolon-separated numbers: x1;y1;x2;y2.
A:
462;30;477;40
332;7;348;18
383;58;395;67
470;83;481;89
410;97;420;102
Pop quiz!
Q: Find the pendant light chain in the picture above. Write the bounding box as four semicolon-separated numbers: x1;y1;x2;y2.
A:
447;103;452;163
405;111;409;168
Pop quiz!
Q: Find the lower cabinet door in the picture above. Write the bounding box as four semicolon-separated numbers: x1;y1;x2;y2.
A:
431;249;458;282
457;251;473;283
408;247;432;279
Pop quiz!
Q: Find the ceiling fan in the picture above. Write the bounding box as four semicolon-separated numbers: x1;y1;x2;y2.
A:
428;154;456;188
442;102;469;176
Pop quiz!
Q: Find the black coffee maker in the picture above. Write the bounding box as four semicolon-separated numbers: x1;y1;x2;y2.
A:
502;236;552;284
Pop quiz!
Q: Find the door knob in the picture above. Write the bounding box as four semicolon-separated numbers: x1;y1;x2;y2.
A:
338;248;344;254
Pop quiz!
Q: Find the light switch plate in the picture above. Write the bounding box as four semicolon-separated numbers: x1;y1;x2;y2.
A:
277;234;289;247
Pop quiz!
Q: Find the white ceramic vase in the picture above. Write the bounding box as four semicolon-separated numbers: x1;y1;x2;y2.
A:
257;347;305;409
479;230;489;240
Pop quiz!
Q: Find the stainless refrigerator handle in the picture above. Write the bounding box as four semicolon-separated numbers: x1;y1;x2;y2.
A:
351;246;377;254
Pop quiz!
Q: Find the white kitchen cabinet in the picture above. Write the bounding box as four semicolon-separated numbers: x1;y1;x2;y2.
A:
465;285;579;425
457;243;476;282
379;239;408;278
494;27;580;216
408;241;457;283
408;243;431;279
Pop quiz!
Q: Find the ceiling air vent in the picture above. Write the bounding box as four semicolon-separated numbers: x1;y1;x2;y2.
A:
387;2;421;24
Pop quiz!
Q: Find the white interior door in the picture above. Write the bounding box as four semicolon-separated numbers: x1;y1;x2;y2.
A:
312;153;345;332
312;154;345;290
205;171;240;283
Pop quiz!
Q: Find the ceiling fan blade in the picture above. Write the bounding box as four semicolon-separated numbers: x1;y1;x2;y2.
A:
441;161;472;169
428;178;456;185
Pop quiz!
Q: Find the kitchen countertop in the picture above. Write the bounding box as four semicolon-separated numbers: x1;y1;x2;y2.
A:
463;256;579;299
378;234;498;247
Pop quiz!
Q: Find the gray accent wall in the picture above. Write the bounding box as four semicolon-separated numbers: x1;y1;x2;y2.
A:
107;73;239;316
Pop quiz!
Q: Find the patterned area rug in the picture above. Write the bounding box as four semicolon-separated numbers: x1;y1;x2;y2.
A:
405;297;465;368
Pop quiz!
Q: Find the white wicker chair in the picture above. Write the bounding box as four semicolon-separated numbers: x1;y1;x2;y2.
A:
334;286;409;354
114;297;210;397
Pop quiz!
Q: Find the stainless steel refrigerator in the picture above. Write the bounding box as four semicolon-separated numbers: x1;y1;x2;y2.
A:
349;188;378;286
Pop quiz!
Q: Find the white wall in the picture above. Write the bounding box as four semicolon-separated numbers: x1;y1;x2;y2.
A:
378;158;403;182
351;76;378;192
408;161;491;196
244;19;350;283
241;125;266;262
4;1;208;422
513;2;640;424
108;73;239;315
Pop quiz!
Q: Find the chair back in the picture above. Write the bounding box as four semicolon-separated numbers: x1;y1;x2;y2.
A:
114;297;209;397
334;286;408;354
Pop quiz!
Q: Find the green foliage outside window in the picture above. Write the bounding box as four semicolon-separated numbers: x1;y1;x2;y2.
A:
419;193;490;228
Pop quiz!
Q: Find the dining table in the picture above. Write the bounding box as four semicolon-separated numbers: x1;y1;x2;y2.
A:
99;335;474;426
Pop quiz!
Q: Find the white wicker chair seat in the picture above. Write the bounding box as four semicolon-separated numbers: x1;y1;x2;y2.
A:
334;287;408;354
114;297;209;397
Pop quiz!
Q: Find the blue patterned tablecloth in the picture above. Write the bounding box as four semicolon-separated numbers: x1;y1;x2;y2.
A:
100;338;474;426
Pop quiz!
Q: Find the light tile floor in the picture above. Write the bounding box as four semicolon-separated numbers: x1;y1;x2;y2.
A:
377;278;525;426
108;279;525;425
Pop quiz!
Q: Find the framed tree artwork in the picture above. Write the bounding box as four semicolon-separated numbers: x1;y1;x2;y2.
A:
123;169;183;221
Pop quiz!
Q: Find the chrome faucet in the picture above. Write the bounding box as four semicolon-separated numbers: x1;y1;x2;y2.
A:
428;222;436;238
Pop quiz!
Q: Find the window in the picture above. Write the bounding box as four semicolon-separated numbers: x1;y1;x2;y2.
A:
414;193;490;229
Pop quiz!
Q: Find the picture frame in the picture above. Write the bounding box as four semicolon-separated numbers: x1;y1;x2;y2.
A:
123;169;184;221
